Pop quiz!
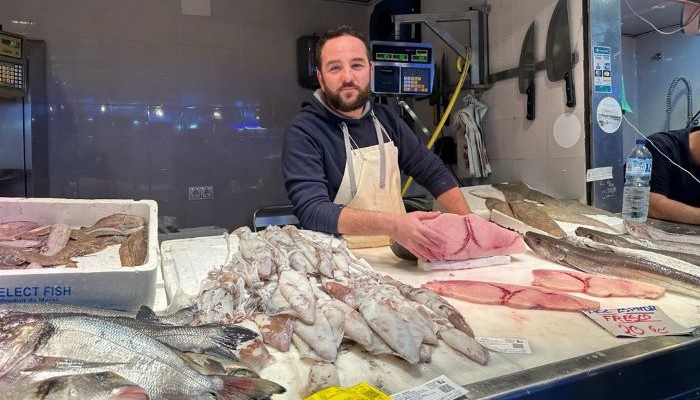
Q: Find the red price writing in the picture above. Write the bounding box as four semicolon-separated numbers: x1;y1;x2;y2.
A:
617;324;669;336
603;313;654;323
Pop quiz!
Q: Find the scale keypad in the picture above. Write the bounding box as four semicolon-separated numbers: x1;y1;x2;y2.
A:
0;61;24;90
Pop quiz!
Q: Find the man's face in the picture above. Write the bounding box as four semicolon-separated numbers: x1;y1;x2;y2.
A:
316;35;371;116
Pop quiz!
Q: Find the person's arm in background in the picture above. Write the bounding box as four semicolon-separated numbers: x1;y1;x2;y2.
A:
435;187;471;214
385;108;471;215
648;193;700;225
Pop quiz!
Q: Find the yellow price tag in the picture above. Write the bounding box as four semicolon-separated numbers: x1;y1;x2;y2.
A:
304;382;392;400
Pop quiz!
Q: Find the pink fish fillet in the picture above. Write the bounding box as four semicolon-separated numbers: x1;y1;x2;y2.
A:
422;280;600;312
423;214;526;261
531;269;666;299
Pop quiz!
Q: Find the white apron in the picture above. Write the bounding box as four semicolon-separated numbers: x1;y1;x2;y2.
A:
333;111;406;248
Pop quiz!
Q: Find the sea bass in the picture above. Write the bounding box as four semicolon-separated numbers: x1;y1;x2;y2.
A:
0;372;148;400
0;314;285;400
524;231;700;299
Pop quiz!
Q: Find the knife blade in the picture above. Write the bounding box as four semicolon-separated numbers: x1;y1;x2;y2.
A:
546;0;576;108
518;22;536;120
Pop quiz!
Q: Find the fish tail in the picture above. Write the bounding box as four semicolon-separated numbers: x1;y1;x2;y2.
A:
217;376;286;400
209;325;258;359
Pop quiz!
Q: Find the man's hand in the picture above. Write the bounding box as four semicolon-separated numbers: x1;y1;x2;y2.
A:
390;211;446;261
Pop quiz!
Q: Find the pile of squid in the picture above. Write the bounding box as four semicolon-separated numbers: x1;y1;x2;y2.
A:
188;225;489;391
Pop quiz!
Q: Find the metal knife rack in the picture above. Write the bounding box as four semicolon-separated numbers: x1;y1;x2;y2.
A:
489;52;579;84
393;7;490;89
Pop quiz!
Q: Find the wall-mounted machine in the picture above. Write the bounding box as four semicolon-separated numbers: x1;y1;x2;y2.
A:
392;8;489;88
0;29;48;197
371;40;433;95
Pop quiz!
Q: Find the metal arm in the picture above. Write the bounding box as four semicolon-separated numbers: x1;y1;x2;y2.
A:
393;9;489;87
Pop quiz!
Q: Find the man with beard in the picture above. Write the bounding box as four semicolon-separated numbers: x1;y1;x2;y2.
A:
282;25;470;260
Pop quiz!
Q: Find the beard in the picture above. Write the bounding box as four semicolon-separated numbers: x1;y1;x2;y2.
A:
324;84;371;113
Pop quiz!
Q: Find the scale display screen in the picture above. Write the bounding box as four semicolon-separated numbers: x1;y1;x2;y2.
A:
371;41;433;95
0;32;22;60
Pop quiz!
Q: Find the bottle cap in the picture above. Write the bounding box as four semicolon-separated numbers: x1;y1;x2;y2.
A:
635;139;646;145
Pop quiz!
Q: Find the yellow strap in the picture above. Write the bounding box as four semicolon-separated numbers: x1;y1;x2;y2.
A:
304;382;392;400
402;47;473;196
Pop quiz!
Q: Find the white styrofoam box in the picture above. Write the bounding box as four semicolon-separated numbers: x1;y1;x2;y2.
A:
0;197;158;311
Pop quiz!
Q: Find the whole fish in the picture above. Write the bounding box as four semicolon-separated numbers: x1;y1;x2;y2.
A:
0;245;74;267
0;314;285;400
555;199;617;217
509;201;566;238
625;220;700;245
524;231;700;299
492;182;529;202
81;214;145;234
0;372;148;400
646;218;700;236
0;303;198;326
119;228;148;267
0;221;39;240
539;204;618;232
484;198;514;218
565;236;700;280
575;227;700;266
40;224;72;256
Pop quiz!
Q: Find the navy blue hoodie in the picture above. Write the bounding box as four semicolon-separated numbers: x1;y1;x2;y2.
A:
282;91;457;234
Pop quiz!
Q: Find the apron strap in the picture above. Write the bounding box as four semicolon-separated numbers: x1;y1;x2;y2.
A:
340;122;358;198
370;111;387;189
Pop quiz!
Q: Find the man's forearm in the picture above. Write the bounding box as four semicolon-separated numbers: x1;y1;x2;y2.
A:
648;192;700;225
337;207;400;236
436;187;471;215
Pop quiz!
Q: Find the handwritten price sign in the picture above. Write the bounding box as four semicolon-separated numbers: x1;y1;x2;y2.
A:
584;305;692;338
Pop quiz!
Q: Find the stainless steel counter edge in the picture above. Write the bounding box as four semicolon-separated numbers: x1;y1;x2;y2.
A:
462;327;700;399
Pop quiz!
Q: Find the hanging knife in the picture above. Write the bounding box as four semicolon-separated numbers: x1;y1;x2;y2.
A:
546;0;576;108
518;22;536;120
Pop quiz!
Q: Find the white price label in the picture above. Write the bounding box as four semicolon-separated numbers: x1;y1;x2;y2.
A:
391;375;467;400
476;337;532;354
586;166;614;182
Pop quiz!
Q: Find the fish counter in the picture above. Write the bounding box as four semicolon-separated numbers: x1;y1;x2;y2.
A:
160;229;700;399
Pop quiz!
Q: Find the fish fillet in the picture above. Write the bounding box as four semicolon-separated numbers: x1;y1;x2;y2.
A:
422;280;600;312
422;213;526;261
531;269;665;299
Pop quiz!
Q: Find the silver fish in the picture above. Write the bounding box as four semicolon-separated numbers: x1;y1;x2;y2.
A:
625;220;700;245
0;372;148;400
525;231;700;299
575;227;700;266
0;314;285;400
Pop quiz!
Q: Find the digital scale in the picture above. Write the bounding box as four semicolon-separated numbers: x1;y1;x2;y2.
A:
370;40;434;95
0;31;25;98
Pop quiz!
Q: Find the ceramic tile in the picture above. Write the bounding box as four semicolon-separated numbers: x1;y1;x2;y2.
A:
546;157;586;200
483;118;515;160
513;158;548;189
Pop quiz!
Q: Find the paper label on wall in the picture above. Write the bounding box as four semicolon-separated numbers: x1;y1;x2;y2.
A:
391;375;467;400
593;46;612;93
584;305;693;338
586;166;614;182
596;97;622;133
476;337;532;354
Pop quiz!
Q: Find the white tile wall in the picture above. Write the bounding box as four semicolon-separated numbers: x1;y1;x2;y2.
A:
481;0;587;200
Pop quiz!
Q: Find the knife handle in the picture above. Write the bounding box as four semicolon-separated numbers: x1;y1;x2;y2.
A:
526;84;535;121
565;70;576;108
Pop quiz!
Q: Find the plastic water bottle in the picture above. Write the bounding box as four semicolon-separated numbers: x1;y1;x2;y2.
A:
621;139;653;222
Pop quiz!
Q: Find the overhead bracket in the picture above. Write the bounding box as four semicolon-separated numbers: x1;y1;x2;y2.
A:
393;8;489;88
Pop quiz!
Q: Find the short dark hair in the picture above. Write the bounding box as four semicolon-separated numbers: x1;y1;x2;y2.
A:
315;25;371;69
